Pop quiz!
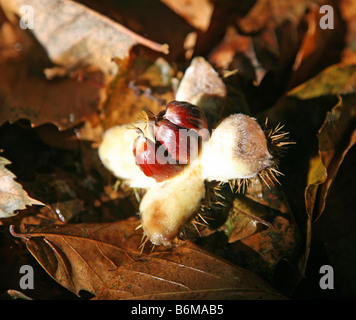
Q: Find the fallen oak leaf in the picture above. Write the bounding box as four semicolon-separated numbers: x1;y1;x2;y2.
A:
0;157;43;218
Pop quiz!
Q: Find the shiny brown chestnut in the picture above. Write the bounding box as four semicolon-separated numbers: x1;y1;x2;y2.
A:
134;101;209;181
133;132;185;182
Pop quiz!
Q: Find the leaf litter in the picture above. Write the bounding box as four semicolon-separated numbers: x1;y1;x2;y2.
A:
0;0;355;300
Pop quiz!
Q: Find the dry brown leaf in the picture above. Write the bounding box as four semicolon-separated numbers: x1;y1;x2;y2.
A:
226;178;302;286
287;2;347;89
160;0;214;32
9;218;144;296
237;0;272;34
9;218;285;299
0;63;105;130
340;0;356;63
310;146;356;298
315;97;356;219
237;0;322;34
94;241;286;300
292;4;320;71
101;55;175;131
288;67;356;223
304;155;327;222
301;95;356;274
6;289;33;300
0;157;43;218
288;63;356;99
224;194;272;243
209;26;253;70
1;0;168;77
0;19;106;130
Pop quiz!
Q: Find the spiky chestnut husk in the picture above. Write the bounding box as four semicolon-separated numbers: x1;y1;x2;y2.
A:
139;161;206;246
201;113;274;182
98;57;225;189
138;114;292;246
98;123;156;188
99;58;290;247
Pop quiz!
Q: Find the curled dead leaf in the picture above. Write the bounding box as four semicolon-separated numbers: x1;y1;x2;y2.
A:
302;95;356;274
0;157;43;218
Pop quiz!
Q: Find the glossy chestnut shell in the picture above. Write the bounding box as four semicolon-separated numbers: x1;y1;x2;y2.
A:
133;100;208;181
